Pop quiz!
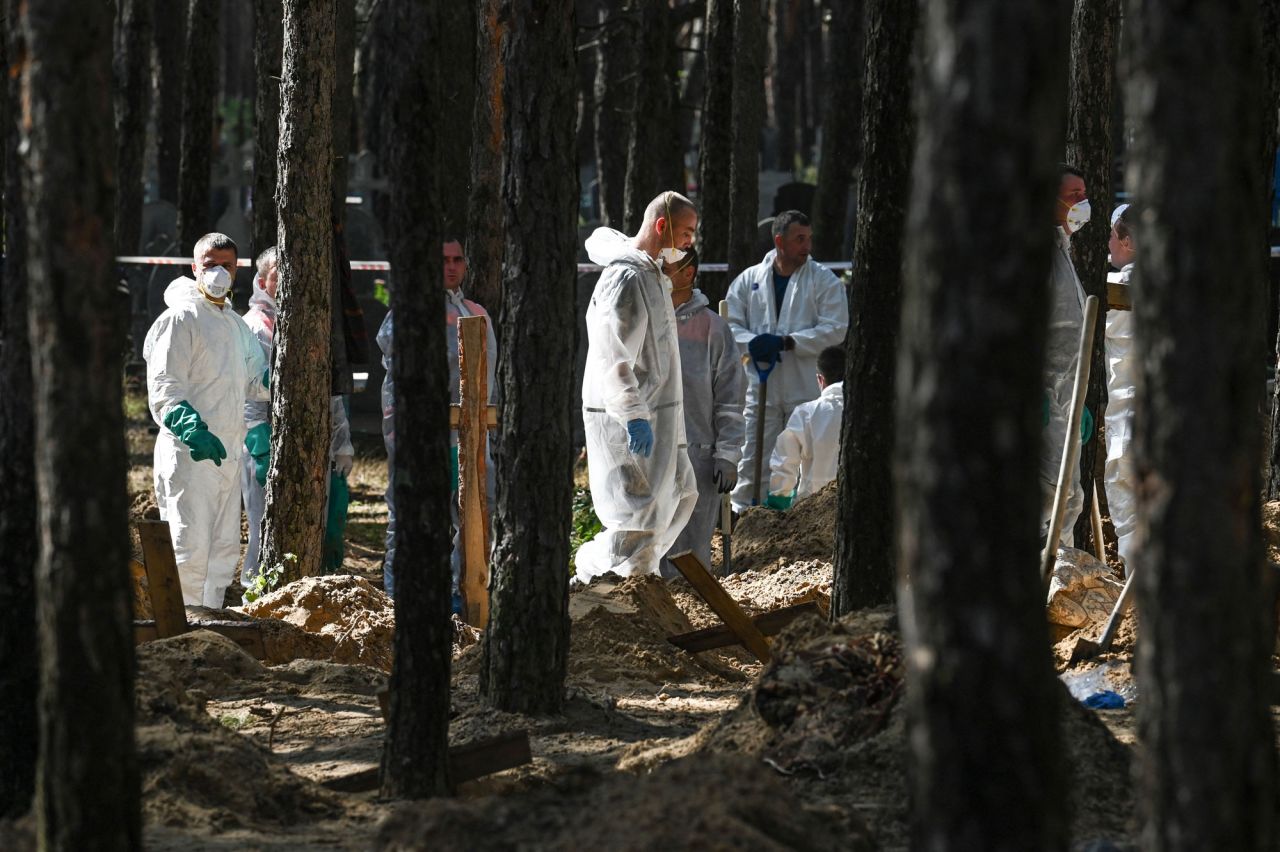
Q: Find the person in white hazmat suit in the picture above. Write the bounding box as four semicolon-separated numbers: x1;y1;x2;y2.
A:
1040;166;1091;546
659;247;746;576
576;191;700;582
239;246;354;595
143;233;270;608
1103;204;1137;571
766;345;846;508
379;238;498;599
725;210;848;513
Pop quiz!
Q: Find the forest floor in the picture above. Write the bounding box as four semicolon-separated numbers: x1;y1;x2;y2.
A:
3;386;1275;850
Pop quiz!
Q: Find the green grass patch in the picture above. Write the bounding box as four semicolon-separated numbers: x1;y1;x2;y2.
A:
569;488;602;574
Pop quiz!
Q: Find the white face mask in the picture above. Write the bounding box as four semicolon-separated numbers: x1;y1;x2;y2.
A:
199;265;233;299
658;246;687;264
1064;198;1091;234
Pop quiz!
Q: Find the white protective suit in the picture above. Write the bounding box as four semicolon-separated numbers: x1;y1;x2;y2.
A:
769;380;844;501
725;251;847;512
1041;228;1087;545
1103;264;1136;569
239;273;354;589
576;228;698;582
144;277;269;608
379;289;498;597
662;289;746;574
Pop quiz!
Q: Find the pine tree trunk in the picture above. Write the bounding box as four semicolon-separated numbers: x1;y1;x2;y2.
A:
0;3;38;819
1124;1;1278;846
898;0;1070;846
482;0;577;716
770;0;799;171
377;0;452;799
465;0;507;315
439;0;476;235
594;0;636;230
831;0;913;618
1066;0;1119;549
253;0;283;258
153;0;186;207
623;0;678;233
113;0;153;256
259;0;335;583
19;2;140;846
809;0;863;262
697;0;734;302
332;0;356;226
726;0;765;282
1257;0;1280;500
177;0;220;252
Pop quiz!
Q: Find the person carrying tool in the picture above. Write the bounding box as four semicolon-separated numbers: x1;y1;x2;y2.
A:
765;345;846;509
1041;165;1091;547
143;232;270;608
239;246;355;598
724;210;848;514
576;191;700;582
660;247;746;576
1103;204;1137;571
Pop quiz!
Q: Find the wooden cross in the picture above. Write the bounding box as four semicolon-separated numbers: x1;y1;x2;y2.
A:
448;315;499;629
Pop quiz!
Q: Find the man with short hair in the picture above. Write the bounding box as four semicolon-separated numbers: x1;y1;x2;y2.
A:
576;191;700;581
144;233;270;607
1040;165;1090;546
766;345;847;508
725;210;848;513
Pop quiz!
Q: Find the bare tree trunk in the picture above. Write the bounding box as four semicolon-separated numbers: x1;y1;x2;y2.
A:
0;2;37;820
377;0;452;800
465;0;507;315
697;0;734;301
1257;0;1280;500
114;0;153;255
1066;0;1119;549
20;2;140;847
482;0;577;716
809;0;862;262
177;0;220;252
831;0;914;618
770;0;799;171
726;0;765;282
623;0;679;233
153;0;186;206
593;0;636;229
439;0;476;234
259;0;335;583
252;0;283;258
1124;1;1279;846
898;0;1070;846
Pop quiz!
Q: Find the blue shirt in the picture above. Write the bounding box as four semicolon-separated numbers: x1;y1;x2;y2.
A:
772;269;791;317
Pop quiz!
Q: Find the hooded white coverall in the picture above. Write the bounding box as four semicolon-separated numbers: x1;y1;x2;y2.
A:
769;380;844;502
239;273;354;590
1103;264;1136;569
662;289;746;574
1041;228;1087;545
144;277;269;608
725;251;847;512
576;228;698;582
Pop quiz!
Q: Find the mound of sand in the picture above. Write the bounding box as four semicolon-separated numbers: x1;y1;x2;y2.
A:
728;481;837;574
243;575;395;671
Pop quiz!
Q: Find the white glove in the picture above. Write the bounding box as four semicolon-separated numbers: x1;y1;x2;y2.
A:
334;453;354;478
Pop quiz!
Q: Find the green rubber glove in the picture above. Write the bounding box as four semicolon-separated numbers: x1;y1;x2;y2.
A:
765;493;794;511
245;422;271;486
449;445;460;492
262;368;270;389
163;400;226;465
1080;406;1094;445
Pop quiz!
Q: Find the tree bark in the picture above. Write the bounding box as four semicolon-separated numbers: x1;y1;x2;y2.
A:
697;0;734;301
113;0;153;255
1258;0;1280;500
439;0;476;234
0;2;38;820
377;0;452;799
830;0;913;618
726;0;765;282
19;1;140;847
153;0;186;206
1124;1;1278;847
593;0;637;229
809;0;863;262
253;0;283;258
482;0;577;716
770;0;800;171
1066;0;1119;550
259;0;335;583
177;0;220;252
623;0;679;233
898;0;1070;847
465;0;508;315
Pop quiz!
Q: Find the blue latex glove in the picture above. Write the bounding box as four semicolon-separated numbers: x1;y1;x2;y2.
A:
245;422;271;486
747;333;786;366
765;492;794;511
1083;690;1124;710
626;419;654;457
163;400;226;466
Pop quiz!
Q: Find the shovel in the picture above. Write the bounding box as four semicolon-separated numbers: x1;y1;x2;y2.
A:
1069;567;1136;663
718;300;734;574
750;355;778;506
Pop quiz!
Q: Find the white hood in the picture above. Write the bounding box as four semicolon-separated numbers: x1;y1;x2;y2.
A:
585;227;658;272
163;276;202;309
248;272;277;316
674;288;710;319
